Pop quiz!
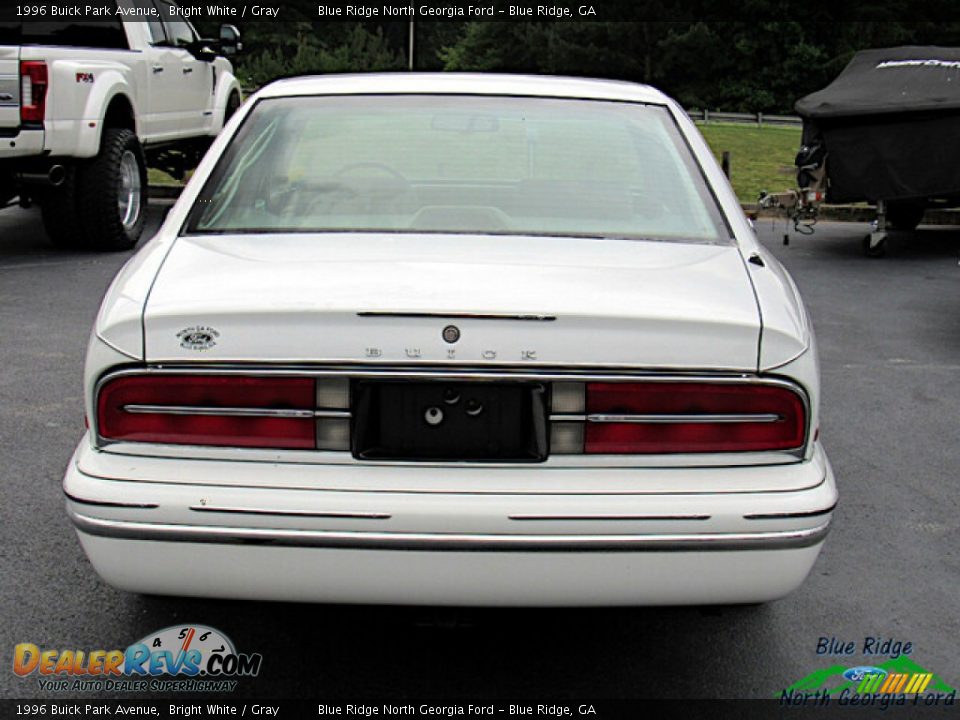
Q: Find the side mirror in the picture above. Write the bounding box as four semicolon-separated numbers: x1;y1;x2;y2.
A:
219;24;242;56
186;40;218;63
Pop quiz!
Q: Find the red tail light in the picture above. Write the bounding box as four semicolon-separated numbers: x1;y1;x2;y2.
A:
583;382;806;454
20;61;48;126
97;375;316;449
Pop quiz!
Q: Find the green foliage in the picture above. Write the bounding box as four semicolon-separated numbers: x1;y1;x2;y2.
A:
216;13;960;113
437;20;960;113
234;23;404;88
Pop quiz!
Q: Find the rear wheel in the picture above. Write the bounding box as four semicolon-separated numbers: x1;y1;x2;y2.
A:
886;200;925;231
224;91;241;127
76;128;147;251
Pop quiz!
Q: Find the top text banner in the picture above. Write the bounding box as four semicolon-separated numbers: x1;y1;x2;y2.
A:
2;0;954;23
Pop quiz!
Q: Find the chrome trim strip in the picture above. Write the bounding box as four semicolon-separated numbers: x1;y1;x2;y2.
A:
314;409;352;418
68;508;830;552
94;367;811;460
64;492;159;510
509;514;710;521
550;413;782;424
189;505;390;520
357;312;556;322
122;405;350;420
744;502;837;520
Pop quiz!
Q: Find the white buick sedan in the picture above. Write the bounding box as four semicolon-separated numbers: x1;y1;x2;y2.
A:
65;74;836;606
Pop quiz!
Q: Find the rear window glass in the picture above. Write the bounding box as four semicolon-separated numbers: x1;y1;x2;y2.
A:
0;22;128;50
185;94;731;245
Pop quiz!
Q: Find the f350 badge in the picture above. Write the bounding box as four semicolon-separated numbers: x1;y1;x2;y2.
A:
177;326;219;351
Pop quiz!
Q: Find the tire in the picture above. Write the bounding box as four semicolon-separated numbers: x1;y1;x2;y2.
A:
224;91;241;127
885;200;925;232
76;128;148;251
41;166;87;250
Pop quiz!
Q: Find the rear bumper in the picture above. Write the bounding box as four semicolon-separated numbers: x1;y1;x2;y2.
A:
0;127;44;159
64;439;837;606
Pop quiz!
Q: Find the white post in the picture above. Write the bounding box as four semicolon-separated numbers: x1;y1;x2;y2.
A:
408;20;415;71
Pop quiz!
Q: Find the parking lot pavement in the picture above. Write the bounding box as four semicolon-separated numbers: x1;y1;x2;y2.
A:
1;206;958;699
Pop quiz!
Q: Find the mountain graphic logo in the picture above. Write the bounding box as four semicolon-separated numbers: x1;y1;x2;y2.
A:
780;656;955;697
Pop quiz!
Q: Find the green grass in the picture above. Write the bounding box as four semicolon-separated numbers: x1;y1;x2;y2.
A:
697;122;801;202
147;167;177;185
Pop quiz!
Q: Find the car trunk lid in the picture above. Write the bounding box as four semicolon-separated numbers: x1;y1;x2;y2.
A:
140;233;762;371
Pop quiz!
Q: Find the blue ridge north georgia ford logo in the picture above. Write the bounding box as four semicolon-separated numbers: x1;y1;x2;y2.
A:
177;326;220;351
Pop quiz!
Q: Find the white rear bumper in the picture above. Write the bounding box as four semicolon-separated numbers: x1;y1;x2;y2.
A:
0;127;44;159
64;439;836;606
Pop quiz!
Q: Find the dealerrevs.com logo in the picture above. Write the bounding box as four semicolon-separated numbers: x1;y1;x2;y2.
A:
13;625;262;693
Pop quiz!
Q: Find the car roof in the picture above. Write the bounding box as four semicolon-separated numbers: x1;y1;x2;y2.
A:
256;73;672;105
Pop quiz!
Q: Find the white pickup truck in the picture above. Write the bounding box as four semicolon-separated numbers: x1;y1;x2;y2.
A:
0;3;242;250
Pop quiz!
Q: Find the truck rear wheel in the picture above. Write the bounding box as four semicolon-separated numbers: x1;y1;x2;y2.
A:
224;91;241;126
77;128;147;251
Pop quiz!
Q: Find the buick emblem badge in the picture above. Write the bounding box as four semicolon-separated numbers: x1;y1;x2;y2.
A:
442;325;460;344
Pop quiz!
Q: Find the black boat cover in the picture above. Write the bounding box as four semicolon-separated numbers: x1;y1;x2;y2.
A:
795;46;960;203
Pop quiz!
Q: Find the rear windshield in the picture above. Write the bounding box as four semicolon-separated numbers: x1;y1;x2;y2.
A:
185;94;730;244
0;22;128;49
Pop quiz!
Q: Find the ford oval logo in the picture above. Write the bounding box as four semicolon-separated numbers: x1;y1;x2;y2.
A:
843;666;888;682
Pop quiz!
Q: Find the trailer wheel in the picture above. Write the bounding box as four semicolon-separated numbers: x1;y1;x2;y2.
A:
862;233;887;258
886;201;925;232
76;128;147;251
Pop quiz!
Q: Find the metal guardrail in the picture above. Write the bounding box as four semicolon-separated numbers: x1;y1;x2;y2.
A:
687;109;803;126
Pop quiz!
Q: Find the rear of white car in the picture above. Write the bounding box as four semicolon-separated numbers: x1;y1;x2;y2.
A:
64;74;836;606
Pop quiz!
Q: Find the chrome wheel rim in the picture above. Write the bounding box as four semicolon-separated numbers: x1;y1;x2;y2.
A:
118;150;142;230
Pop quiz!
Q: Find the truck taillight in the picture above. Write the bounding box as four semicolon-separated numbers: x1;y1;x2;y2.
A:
579;381;806;454
96;375;318;449
20;61;48;126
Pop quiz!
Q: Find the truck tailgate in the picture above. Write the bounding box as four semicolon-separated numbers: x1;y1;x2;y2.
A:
0;46;19;131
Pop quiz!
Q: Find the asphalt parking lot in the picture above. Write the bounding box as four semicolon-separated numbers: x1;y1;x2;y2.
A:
1;203;958;700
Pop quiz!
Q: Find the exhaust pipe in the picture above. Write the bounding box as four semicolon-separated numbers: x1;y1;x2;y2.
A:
18;164;66;188
48;164;66;187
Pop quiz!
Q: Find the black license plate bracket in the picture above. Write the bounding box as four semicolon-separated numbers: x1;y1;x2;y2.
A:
352;380;547;462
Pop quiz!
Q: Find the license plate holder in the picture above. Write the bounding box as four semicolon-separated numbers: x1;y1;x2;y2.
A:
352;380;547;462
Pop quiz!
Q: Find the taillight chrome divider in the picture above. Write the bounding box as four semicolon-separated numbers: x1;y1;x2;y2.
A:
551;413;784;424
122;404;335;419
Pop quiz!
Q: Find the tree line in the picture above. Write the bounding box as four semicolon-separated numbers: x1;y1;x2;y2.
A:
200;17;960;113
